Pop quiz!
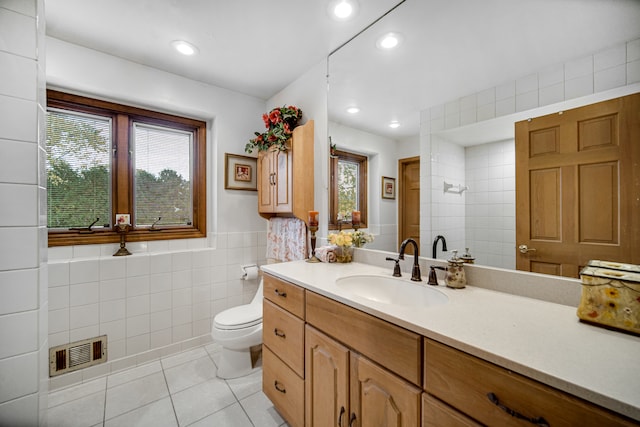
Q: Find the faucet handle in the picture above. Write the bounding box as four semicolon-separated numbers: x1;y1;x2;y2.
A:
385;257;402;277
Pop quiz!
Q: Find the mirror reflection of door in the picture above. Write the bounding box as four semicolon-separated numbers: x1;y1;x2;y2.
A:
399;157;420;255
515;93;640;277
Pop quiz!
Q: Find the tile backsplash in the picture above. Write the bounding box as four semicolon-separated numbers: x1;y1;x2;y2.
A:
47;232;266;389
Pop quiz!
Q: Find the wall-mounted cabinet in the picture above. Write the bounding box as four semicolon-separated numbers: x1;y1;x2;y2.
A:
257;120;314;224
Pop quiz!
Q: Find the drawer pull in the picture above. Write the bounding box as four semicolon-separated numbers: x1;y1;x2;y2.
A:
274;289;287;297
337;406;345;426
349;413;357;427
487;392;549;426
274;328;286;338
274;380;286;394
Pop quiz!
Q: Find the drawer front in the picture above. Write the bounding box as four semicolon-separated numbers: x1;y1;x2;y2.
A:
263;346;304;427
264;274;305;319
422;393;481;427
263;299;305;377
306;291;422;386
424;339;636;427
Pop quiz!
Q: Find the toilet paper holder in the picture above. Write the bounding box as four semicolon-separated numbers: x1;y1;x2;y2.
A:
241;264;259;280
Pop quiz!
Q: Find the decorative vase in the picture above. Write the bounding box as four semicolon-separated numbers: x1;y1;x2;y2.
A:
335;246;353;263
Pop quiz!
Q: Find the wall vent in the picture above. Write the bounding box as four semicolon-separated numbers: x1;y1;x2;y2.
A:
49;335;107;377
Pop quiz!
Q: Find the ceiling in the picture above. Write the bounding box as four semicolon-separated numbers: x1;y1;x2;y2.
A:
46;0;640;140
45;0;401;99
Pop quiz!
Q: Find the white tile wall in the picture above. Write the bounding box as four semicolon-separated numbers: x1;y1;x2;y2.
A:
0;1;47;424
422;37;640;269
46;232;265;390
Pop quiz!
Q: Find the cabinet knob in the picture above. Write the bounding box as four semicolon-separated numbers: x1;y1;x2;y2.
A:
274;289;287;297
338;406;345;427
274;328;286;338
274;380;286;394
487;392;549;426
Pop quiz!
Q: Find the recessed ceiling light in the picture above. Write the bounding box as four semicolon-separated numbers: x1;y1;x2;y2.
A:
346;106;360;114
389;121;400;129
171;40;199;56
376;32;403;50
328;0;358;21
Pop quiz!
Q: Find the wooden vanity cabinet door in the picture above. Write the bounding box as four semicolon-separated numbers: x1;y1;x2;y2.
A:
350;353;421;427
263;346;304;427
263;274;305;319
263;299;305;377
305;326;349;427
422;393;481;427
424;339;637;427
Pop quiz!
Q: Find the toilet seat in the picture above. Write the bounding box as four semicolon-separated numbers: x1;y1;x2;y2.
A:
214;304;262;330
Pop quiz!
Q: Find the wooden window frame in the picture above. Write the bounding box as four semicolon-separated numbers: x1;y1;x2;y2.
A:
47;90;206;247
329;149;368;230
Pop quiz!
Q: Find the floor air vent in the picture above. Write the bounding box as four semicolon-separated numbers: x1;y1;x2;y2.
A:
49;335;107;377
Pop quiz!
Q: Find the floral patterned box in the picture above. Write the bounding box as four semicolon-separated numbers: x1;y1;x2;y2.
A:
577;261;640;335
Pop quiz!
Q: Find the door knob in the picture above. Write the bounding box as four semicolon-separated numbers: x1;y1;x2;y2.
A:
518;244;537;254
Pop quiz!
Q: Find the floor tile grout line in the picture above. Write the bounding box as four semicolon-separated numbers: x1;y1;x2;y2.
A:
159;359;181;427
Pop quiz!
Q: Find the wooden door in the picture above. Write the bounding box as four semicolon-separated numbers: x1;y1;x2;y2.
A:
305;326;349;427
257;150;274;212
274;148;293;213
350;353;421;427
399;157;420;255
515;93;640;277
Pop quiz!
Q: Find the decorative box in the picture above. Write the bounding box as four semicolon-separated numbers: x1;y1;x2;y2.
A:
577;260;640;335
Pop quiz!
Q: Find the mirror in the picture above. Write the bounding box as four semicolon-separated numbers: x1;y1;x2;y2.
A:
328;0;640;269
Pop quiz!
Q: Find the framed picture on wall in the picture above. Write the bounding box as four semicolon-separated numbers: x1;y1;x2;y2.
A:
381;176;396;199
225;153;257;191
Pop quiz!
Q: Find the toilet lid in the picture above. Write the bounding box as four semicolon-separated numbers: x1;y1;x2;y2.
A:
214;304;262;330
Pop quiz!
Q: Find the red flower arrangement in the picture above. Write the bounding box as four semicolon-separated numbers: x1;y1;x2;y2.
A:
245;105;302;153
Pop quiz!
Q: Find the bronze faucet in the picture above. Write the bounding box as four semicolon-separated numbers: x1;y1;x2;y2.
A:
399;238;421;281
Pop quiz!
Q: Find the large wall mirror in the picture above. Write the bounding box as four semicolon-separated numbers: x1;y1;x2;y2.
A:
327;0;640;274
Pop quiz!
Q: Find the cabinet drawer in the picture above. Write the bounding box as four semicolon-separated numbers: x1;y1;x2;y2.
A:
306;291;422;386
263;299;305;377
422;393;481;427
424;339;636;427
263;346;304;427
264;274;305;319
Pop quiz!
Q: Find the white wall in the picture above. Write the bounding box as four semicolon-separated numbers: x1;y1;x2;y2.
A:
465;140;515;269
328;122;399;251
0;0;49;424
41;37;276;389
421;37;640;262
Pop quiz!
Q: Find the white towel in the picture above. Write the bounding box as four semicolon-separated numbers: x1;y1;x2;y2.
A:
266;217;307;262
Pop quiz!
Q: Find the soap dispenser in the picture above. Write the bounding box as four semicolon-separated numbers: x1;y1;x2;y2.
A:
445;250;466;289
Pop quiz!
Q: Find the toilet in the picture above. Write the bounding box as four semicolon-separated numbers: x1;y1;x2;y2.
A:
211;279;263;379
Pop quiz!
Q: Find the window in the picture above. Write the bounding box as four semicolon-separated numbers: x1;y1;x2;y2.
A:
329;149;368;229
46;90;206;246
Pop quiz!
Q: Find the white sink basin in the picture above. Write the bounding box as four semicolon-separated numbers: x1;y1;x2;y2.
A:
335;275;448;308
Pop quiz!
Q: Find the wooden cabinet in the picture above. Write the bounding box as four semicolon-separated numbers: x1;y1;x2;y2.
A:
262;275;305;427
305;325;421;427
257;120;314;222
423;338;637;427
305;292;422;427
305;325;349;427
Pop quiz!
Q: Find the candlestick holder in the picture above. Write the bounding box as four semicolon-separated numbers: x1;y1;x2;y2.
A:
353;223;360;231
113;223;132;256
306;224;320;263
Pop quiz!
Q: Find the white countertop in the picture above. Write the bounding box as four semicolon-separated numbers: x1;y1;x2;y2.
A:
261;260;640;421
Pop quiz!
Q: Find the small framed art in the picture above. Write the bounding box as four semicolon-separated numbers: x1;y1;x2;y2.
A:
225;153;257;191
381;176;396;200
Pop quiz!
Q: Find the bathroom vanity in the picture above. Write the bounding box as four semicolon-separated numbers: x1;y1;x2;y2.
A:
261;260;640;427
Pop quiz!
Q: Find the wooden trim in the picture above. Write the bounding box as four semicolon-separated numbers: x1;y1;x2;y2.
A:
328;149;368;230
46;90;206;246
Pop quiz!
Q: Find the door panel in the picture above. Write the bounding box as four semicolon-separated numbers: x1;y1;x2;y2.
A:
515;93;640;277
399;157;420;255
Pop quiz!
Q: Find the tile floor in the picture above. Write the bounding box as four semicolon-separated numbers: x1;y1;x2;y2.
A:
47;343;288;427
